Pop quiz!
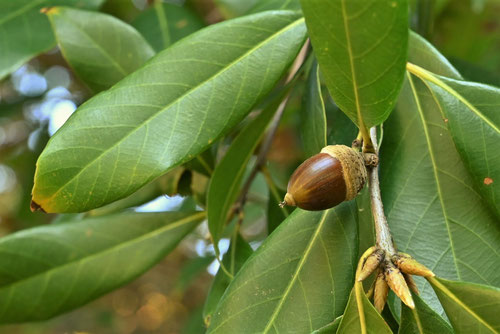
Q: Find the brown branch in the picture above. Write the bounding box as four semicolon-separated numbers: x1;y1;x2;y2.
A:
367;126;396;254
234;40;310;213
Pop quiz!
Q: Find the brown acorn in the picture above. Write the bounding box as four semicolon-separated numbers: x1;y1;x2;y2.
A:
280;145;367;211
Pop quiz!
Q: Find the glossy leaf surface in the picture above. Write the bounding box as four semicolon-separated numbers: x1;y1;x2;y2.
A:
249;0;301;14
0;211;204;323
301;61;327;158
0;0;103;80
207;96;280;251
300;0;408;128
131;1;204;52
429;277;500;333
411;70;500;217
47;7;154;92
203;234;253;327
380;32;500;313
399;293;453;334
32;11;307;213
312;316;342;333
381;73;500;311
208;203;358;333
337;283;392;334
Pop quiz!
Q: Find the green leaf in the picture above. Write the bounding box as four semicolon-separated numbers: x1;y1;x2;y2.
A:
203;234;253;327
0;0;104;80
0;211;204;323
266;184;289;234
380;72;500;312
300;61;327;158
380;31;500;314
131;1;204;52
429;277;500;333
31;11;307;213
407;65;500;217
337;283;392;334
399;293;453;334
300;0;409;128
312;316;342;333
207;88;287;251
46;7;154;93
207;202;358;333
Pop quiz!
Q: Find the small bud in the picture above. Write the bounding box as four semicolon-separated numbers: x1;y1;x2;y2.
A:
374;271;389;313
394;253;435;277
357;249;384;281
385;261;414;309
403;273;419;294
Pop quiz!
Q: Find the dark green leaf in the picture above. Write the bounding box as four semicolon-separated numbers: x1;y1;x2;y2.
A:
301;0;409;128
131;1;204;52
174;256;214;294
429;277;500;333
207;89;286;250
407;66;500;217
399;293;453;334
380;31;500;314
0;0;104;80
337;283;392;334
0;211;204;323
266;184;289;234
300;61;327;158
214;0;258;18
47;7;154;92
31;11;307;213
203;234;253;327
380;72;500;312
208;202;358;333
449;57;500;87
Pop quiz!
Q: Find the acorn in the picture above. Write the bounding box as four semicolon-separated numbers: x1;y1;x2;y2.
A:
280;145;367;211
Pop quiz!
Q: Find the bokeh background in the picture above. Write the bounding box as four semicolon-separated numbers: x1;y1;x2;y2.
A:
0;0;499;333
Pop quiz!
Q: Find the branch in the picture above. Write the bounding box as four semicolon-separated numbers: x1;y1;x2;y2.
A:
367;126;396;255
234;40;310;213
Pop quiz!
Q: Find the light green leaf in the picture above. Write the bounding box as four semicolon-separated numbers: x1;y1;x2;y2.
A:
203;234;253;327
429;277;500;333
0;211;204;323
0;0;104;80
47;7;154;93
300;61;327;158
337;283;392;334
131;1;204;52
31;11;307;213
380;72;500;313
407;65;500;217
207;88;287;251
300;0;408;129
207;202;358;333
399;293;453;334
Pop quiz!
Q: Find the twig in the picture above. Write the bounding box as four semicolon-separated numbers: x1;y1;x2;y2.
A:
234;40;310;213
367;126;396;254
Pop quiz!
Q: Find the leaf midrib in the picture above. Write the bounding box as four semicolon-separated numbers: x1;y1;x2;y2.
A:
0;0;46;26
36;17;305;207
261;210;329;333
0;212;204;296
407;72;461;279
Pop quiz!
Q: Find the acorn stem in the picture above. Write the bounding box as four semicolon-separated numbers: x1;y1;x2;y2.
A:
367;127;396;255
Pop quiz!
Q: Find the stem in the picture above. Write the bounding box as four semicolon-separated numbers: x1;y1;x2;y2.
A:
235;40;309;211
367;127;396;254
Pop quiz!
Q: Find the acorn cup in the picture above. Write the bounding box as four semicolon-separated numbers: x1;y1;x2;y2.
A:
280;145;367;211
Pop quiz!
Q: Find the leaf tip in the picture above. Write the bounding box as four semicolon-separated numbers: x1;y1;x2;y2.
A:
40;7;60;15
30;200;46;213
